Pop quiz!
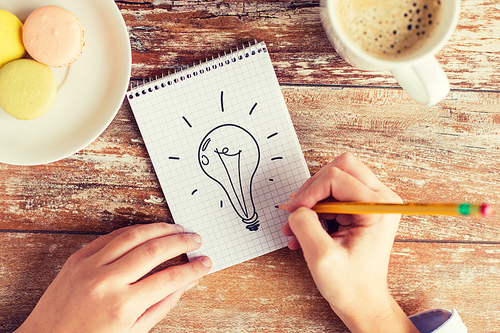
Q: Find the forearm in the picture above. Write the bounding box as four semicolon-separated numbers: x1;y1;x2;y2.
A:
332;294;420;333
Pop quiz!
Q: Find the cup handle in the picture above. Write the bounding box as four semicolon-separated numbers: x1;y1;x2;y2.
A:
391;56;450;107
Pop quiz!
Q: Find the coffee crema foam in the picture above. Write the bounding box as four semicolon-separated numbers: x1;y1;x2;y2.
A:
336;0;443;59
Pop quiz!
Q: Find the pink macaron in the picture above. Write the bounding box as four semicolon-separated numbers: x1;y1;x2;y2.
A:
22;5;85;68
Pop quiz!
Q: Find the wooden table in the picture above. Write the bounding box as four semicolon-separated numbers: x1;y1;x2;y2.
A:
1;1;499;332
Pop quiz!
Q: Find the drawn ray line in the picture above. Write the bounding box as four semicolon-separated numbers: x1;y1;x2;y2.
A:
221;91;224;112
249;103;257;115
220;200;223;208
191;189;198;195
271;157;283;161
267;132;278;139
269;179;274;181
169;156;180;160
182;116;192;128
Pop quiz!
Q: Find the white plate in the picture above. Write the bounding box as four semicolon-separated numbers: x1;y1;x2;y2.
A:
0;0;131;165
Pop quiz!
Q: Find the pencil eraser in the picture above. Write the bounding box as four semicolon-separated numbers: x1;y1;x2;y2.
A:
481;204;493;217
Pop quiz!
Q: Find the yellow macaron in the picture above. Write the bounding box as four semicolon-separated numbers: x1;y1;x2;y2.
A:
0;59;57;120
0;9;26;68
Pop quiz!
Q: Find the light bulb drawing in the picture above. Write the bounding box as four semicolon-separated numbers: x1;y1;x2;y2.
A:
198;124;261;231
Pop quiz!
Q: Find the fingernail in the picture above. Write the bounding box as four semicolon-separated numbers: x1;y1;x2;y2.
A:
200;256;212;268
278;202;289;211
192;233;202;244
290;191;297;200
287;236;298;250
175;224;184;233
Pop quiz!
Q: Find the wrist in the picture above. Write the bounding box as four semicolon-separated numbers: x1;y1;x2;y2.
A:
331;293;420;333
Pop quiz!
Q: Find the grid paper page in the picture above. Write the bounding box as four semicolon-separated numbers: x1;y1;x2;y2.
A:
128;42;310;272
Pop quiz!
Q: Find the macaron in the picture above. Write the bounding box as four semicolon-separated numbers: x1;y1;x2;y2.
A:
0;59;57;120
23;5;85;68
0;9;25;68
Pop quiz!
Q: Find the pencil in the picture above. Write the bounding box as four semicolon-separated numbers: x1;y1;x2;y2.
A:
308;202;493;217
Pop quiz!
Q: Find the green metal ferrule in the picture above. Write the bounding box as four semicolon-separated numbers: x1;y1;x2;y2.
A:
457;203;471;215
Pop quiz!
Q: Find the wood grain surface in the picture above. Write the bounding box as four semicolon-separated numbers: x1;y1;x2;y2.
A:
1;0;499;332
122;0;500;90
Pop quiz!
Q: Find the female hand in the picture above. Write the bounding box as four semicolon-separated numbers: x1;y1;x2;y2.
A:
15;223;212;333
281;153;418;333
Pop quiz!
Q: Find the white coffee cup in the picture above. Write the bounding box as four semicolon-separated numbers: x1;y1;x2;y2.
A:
320;0;460;106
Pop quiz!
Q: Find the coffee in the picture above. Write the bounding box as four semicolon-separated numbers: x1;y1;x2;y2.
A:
336;0;443;60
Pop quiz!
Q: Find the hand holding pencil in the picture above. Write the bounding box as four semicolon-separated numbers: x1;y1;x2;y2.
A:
281;153;422;333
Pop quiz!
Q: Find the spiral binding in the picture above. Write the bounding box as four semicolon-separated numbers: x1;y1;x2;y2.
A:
128;40;267;100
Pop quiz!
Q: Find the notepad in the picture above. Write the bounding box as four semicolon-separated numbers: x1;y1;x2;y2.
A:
127;42;310;272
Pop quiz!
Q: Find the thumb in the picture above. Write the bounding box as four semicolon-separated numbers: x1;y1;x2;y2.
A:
288;207;337;264
132;281;197;333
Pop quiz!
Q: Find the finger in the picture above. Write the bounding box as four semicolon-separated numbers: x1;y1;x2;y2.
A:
132;256;212;310
283;166;380;214
336;214;355;227
132;281;198;333
108;233;203;283
287;207;338;263
93;223;184;265
287;235;301;250
330;153;386;192
281;221;294;237
288;153;385;203
289;172;320;201
282;215;338;250
282;222;301;249
67;226;137;263
288;156;339;200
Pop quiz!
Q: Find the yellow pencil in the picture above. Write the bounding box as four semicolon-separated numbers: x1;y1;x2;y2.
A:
309;202;493;217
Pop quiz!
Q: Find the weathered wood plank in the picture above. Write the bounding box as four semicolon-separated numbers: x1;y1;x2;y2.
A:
1;233;499;332
0;100;167;234
1;2;498;332
119;0;500;91
284;86;500;242
388;242;500;333
1;88;498;241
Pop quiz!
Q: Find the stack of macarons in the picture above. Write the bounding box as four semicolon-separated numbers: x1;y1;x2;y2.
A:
0;6;85;120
